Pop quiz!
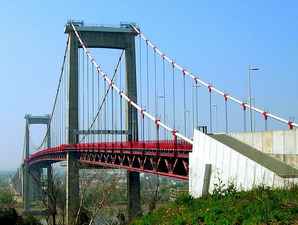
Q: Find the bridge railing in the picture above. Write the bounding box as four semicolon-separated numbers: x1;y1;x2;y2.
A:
27;140;192;162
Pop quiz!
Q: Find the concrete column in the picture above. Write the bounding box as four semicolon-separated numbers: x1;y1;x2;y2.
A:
25;121;30;158
125;36;138;141
125;36;141;220
47;122;51;148
127;172;141;219
46;164;57;225
30;167;42;201
47;165;53;208
202;164;212;197
23;121;30;211
23;164;30;211
13;169;22;195
46;123;55;216
66;30;80;225
18;169;22;194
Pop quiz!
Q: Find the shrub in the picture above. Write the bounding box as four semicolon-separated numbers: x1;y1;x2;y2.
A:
131;185;298;225
0;187;16;207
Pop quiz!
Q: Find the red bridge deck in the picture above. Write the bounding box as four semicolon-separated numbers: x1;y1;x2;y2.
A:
27;140;193;180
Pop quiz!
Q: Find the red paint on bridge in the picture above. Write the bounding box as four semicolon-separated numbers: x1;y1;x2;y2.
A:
27;140;193;180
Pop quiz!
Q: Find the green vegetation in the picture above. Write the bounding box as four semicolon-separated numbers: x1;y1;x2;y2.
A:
0;171;16;207
132;185;298;225
0;171;41;225
0;171;13;187
0;208;41;225
0;186;16;206
0;190;41;225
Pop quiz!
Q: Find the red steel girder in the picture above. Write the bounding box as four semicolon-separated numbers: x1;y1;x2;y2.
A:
27;140;192;180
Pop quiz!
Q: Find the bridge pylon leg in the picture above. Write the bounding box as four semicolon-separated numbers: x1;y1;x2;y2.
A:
127;171;141;220
22;163;30;212
23;119;30;212
66;153;80;225
66;29;80;225
125;41;142;221
46;164;56;225
30;167;42;201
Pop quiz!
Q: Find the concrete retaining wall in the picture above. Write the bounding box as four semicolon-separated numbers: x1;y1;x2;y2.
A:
229;129;298;154
229;129;298;168
189;130;298;198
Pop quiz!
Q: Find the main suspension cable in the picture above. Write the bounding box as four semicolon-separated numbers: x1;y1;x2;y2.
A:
36;36;70;150
131;25;297;130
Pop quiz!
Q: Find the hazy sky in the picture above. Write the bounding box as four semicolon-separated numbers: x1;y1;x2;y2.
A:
0;0;297;170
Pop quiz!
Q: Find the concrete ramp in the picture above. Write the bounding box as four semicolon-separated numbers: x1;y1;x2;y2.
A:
229;130;298;169
189;130;298;198
211;134;298;178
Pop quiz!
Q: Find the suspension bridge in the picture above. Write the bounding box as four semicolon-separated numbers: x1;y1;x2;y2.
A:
11;21;298;225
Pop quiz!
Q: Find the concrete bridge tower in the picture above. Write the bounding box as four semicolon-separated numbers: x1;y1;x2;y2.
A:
64;21;141;224
22;114;51;212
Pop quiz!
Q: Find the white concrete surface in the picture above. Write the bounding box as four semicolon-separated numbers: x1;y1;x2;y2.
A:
189;130;298;198
229;129;298;155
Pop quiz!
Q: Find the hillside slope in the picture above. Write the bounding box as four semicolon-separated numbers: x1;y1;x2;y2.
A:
132;185;298;225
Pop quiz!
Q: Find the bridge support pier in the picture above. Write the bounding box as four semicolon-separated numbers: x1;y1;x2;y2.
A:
30;167;42;201
47;165;53;202
66;28;80;225
12;168;22;195
66;153;80;225
46;164;56;224
125;33;142;221
127;171;141;220
23;164;30;211
23;166;42;211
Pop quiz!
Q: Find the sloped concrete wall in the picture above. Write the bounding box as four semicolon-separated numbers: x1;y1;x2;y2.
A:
229;129;298;154
189;130;297;198
229;130;298;168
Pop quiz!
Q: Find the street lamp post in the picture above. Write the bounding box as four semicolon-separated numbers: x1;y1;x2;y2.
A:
252;98;256;132
193;84;200;130
212;104;218;132
185;110;190;137
248;65;259;133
